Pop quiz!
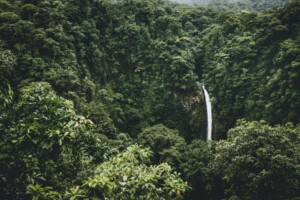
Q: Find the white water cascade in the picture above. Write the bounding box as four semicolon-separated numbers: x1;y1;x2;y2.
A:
202;85;212;141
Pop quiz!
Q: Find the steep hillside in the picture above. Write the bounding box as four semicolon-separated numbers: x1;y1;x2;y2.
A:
170;0;290;11
0;0;299;199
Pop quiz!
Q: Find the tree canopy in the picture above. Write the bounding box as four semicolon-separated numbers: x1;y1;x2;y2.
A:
0;0;299;199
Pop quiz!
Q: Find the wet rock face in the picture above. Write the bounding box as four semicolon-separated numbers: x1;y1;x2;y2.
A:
172;89;207;140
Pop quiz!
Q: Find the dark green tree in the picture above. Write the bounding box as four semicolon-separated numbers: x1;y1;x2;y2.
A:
137;124;186;167
214;120;300;199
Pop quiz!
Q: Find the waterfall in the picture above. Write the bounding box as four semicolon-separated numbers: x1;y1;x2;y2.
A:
202;85;212;141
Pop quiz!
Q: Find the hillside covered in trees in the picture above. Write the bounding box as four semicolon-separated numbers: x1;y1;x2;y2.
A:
0;0;300;199
170;0;290;11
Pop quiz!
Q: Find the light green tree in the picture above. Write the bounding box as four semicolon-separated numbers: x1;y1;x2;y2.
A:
83;144;189;200
0;82;110;199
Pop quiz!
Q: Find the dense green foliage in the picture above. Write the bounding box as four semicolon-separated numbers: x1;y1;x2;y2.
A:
0;0;299;199
0;82;110;198
137;124;186;167
214;120;300;199
0;82;188;199
171;0;290;11
84;144;188;200
180;140;216;199
207;0;291;11
201;2;300;136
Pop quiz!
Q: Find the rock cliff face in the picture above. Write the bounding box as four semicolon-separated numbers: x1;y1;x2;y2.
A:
172;90;207;141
